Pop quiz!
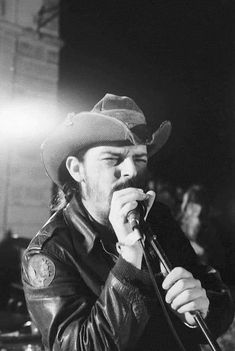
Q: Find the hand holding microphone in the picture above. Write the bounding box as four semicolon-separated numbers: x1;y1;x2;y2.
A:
109;188;155;269
109;188;155;240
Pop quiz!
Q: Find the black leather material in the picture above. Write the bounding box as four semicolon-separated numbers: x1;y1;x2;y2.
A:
22;199;234;351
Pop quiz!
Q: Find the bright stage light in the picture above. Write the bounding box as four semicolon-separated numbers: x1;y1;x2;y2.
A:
0;99;58;141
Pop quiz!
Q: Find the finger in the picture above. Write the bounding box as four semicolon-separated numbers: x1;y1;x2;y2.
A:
120;201;138;219
162;267;193;290
144;190;156;219
160;262;168;277
110;188;144;217
112;187;144;198
165;278;201;304
112;188;148;206
176;296;209;317
169;287;206;311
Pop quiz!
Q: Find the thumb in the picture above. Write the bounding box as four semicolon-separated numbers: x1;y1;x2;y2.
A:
144;190;156;220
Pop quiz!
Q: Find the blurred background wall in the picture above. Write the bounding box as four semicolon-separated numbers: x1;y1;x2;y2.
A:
0;0;60;238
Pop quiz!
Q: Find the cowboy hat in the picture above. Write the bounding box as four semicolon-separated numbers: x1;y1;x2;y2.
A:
41;93;171;188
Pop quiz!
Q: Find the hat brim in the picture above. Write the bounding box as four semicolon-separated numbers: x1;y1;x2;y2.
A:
41;112;171;188
147;120;172;157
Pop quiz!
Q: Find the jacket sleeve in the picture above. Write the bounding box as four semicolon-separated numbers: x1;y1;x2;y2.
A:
22;248;150;351
148;202;234;343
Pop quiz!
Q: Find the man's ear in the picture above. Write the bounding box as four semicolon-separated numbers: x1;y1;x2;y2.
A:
66;156;84;183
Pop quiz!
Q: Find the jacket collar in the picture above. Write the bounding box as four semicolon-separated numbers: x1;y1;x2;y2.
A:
63;196;98;253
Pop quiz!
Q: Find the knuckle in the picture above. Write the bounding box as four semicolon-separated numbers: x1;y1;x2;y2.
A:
131;200;138;208
185;290;191;300
179;279;186;290
177;267;185;275
188;271;193;278
174;267;185;276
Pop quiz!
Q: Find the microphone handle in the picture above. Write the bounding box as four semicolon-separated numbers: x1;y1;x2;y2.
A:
127;202;147;230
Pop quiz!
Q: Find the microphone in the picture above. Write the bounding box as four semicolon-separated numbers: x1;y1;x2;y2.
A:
127;201;147;230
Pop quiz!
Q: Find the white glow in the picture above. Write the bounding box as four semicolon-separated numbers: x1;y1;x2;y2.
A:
0;99;58;141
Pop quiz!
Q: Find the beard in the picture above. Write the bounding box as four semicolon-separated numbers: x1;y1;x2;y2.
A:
80;169;148;223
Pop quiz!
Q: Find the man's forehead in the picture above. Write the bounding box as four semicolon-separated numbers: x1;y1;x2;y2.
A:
86;144;147;156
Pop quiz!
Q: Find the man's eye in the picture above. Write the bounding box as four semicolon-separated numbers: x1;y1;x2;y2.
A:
103;158;119;164
135;158;147;164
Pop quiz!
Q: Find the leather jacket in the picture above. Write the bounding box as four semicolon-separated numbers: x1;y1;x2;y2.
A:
22;197;234;351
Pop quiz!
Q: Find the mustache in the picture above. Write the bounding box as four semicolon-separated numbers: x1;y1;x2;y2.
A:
113;177;146;192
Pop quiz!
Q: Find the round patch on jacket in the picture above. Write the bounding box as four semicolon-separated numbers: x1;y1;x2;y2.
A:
28;254;55;288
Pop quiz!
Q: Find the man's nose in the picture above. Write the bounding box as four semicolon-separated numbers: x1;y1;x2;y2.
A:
120;158;138;178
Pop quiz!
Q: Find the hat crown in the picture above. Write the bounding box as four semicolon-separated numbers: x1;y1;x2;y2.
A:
91;93;146;127
92;93;142;113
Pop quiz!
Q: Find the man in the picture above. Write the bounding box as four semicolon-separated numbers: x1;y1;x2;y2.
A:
22;94;234;351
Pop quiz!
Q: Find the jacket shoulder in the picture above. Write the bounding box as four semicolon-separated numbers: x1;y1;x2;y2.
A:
25;210;67;253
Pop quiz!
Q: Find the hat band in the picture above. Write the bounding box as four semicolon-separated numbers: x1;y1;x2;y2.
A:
130;124;152;144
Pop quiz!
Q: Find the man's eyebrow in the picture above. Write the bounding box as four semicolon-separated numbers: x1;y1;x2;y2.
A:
100;151;123;156
100;151;148;157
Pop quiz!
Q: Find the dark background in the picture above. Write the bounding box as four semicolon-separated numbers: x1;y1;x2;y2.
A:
58;0;235;228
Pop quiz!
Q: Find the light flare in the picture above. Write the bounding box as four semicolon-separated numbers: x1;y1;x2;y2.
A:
0;99;58;141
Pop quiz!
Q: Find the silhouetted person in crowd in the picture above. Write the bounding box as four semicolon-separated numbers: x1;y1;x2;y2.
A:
178;185;227;276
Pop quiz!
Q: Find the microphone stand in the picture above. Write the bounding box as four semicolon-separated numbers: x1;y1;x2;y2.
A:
130;218;222;351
